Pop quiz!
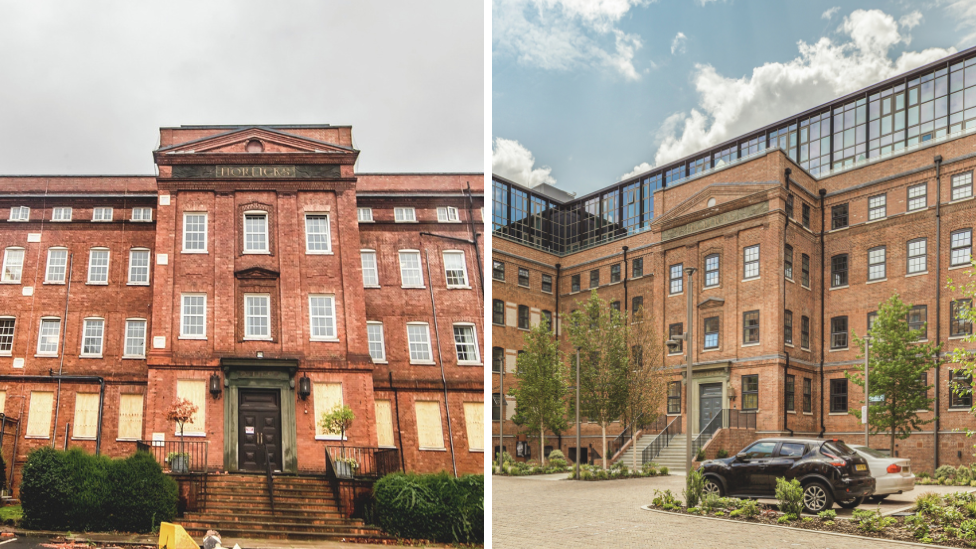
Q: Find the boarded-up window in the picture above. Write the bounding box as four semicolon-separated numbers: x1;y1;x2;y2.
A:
72;393;99;439
176;380;206;435
314;382;343;439
118;394;144;440
0;391;7;415
463;402;484;451
26;391;53;438
414;401;444;450
375;400;395;448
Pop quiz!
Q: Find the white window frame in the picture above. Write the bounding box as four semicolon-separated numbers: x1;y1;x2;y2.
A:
908;239;927;274
131;207;152;222
45;247;68;284
304;213;332;254
357;207;374;222
8;206;29;222
361;250;380;287
182;212;208;253
868;246;886;280
452;323;481;365
406;322;434;364
243;293;272;340
308;294;338;341
1;247;25;283
180;293;207;339
868;194;886;221
436;206;460;223
0;316;14;356
128;248;151;285
743;245;760;280
36;317;60;356
87;247;110;284
52;207;72;222
366;321;386;363
951;229;973;267
443;250;470;288
92;207;113;222
394;207;417;223
80;317;105;357
123;318;147;358
399;250;425;288
952;172;974;201
908;184;927;211
243;211;269;253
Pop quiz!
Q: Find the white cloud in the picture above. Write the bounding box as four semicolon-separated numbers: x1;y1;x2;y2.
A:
620;161;653;180
492;137;557;187
822;6;840;20
946;0;976;48
492;0;648;80
671;32;687;55
899;11;922;30
650;9;954;167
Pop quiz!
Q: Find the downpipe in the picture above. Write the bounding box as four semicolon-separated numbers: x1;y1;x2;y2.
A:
423;248;458;478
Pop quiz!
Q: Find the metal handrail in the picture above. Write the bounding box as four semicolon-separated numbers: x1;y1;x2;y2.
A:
264;444;275;516
693;413;725;456
610;414;663;457
641;416;681;464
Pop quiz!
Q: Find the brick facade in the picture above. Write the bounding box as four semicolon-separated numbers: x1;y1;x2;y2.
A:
0;125;483;491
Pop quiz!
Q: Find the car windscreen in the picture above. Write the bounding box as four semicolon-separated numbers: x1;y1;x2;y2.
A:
821;441;857;456
854;446;889;459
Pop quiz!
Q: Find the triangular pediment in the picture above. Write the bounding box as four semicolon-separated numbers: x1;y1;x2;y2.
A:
234;267;280;280
157;127;356;156
651;182;779;232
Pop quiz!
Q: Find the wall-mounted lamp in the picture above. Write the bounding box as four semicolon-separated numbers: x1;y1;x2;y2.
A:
209;373;222;399
298;374;311;400
727;386;737;403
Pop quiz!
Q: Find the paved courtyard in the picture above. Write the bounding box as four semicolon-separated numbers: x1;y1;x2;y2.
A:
493;472;969;548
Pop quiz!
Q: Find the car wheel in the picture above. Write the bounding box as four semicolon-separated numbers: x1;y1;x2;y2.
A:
837;496;865;509
802;482;834;514
703;478;724;497
870;495;889;503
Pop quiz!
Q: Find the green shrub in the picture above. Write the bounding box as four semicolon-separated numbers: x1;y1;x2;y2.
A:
659;466;669;475
817;509;837;521
547;450;568;468
651;489;679;508
936;465;957;480
777;515;795;523
684;469;705;508
372;472;483;544
695;448;706;461
716;449;729;459
20;448;176;533
959;466;973;485
917;471;930;479
774;477;803;518
713;511;725;516
905;513;930;539
852;508;896;532
700;494;722;513
802;517;812;523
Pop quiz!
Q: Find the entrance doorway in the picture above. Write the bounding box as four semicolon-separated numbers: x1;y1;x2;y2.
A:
238;389;283;472
699;383;723;432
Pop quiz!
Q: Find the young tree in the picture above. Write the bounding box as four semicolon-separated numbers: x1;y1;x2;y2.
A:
566;291;628;470
948;259;976;440
509;314;567;467
847;294;939;454
622;303;669;472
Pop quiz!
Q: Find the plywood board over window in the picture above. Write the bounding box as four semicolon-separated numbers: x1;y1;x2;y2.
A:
314;382;343;440
118;394;144;441
26;391;53;438
374;400;395;448
176;380;206;435
0;391;7;415
415;401;445;450
463;402;484;451
72;393;99;439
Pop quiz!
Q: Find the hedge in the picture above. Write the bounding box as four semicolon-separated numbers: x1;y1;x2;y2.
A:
21;447;177;532
372;472;483;543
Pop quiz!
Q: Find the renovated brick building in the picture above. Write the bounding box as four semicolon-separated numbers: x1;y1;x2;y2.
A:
493;48;976;474
0;124;485;490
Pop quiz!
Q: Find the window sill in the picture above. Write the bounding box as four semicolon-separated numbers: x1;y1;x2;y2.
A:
243;251;272;255
86;282;109;286
447;285;472;290
741;277;760;283
181;250;208;254
866;278;887;284
401;285;427;290
828;412;849;416
947;407;972;412
541;290;553;295
79;355;103;359
178;336;207;340
410;361;436;366
830;226;850;233
828;347;849;352
609;280;622;286
364;285;382;289
437;220;462;224
315;435;348;441
866;217;887;224
24;436;50;440
669;292;684;297
305;251;334;256
786;278;795;284
122;355;146;360
702;285;721;291
0;352;9;357
949;264;972;271
175;432;206;438
469;449;484;453
372;360;388;364
244;337;273;342
127;282;150;286
801;285;811;291
801;347;811;352
310;338;340;343
667;413;681;417
458;362;483;367
785;343;794;348
358;220;375;224
803;412;813;416
741;343;760;347
667;352;684;357
34;354;58;358
787;411;796;414
71;437;96;441
906;271;928;278
517;283;529;289
0;281;21;285
950;196;975;204
949;335;971;340
517;327;530;332
829;285;848;291
419;447;447;452
116;438;140;442
701;348;721;353
394;220;419;224
43;281;65;285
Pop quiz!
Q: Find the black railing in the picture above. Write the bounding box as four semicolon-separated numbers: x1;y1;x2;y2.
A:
264;444;276;516
693;413;725;456
138;439;210;474
325;446;401;479
610;415;667;457
641;416;681;464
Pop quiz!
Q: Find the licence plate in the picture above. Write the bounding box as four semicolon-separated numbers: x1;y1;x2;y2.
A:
856;464;867;471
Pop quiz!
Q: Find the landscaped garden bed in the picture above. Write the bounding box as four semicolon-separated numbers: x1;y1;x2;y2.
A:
648;481;976;547
492;450;571;476
569;462;670;480
917;466;976;487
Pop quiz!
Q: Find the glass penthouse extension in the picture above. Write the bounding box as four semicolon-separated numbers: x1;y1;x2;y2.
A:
493;46;976;255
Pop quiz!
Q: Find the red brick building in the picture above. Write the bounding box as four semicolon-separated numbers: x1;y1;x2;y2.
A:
0;124;484;490
493;49;976;474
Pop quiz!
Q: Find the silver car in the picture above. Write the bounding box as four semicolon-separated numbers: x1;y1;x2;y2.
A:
852;445;915;502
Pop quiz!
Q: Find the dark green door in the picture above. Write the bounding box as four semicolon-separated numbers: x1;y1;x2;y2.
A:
699;383;723;431
238;389;282;472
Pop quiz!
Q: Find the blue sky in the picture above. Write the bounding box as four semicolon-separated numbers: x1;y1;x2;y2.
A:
492;0;976;196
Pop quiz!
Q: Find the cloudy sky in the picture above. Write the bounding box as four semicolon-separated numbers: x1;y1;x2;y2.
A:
0;1;483;175
492;0;976;195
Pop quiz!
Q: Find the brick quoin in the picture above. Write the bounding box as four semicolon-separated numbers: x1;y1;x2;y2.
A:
493;51;976;473
0;124;483;493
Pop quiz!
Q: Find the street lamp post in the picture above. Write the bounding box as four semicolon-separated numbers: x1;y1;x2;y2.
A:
497;361;504;474
575;348;581;480
864;336;870;447
684;267;696;474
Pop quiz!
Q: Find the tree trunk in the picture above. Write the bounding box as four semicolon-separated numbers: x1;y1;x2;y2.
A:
601;424;608;470
540;417;546;467
890;428;895;457
632;430;638;472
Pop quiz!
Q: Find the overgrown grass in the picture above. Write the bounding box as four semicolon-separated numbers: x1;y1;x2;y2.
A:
0;505;21;523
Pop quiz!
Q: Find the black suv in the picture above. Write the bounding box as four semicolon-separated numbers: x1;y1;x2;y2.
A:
698;438;875;513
